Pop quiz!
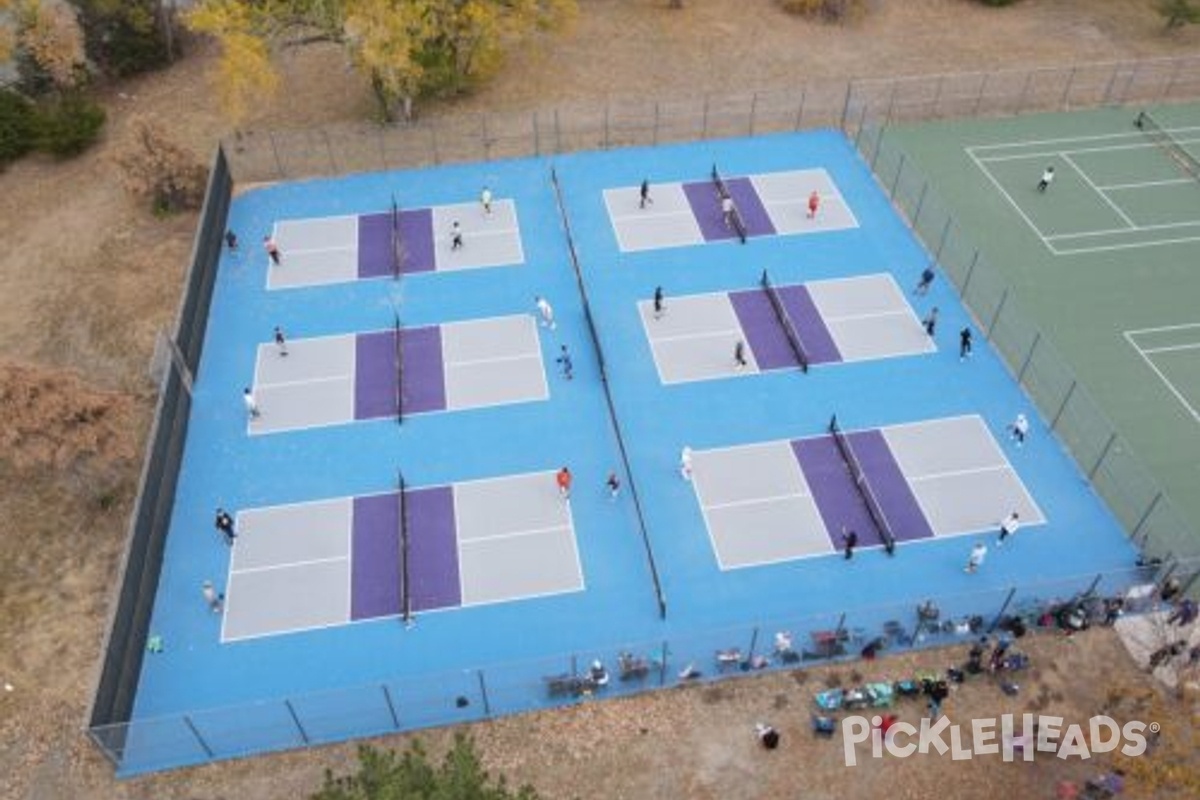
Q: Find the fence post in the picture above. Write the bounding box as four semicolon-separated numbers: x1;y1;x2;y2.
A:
659;640;669;686
1017;331;1040;384
554;108;562;154
1131;492;1163;545
1060;66;1078;110
988;587;1017;633
381;684;400;728
1101;63;1121;104
653;102;660;146
183;715;216;759
1015;72;1033;114
794;87;807;131
1162;59;1183;100
973;72;990;116
377;128;387;171
987;288;1008;336
890;153;906;198
884;80;898;126
931;75;945;118
285;700;310;745
481;114;491;160
935;216;952;262
870;123;884;170
747;626;760;662
1088;433;1118;480
476;670;491;716
1050;381;1077;431
1117;62;1138;104
321;128;336;174
911;183;928;227
701;94;710;140
839;80;854;131
268;131;285;180
960;250;980;295
748;92;758;136
533;111;540;156
604;102;610;149
429;123;440;165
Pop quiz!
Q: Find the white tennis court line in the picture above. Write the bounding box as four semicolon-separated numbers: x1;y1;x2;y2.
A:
230;554;349;577
1142;342;1200;355
1124;327;1200;424
1047;220;1200;240
1096;177;1195;191
972;135;1200;164
649;327;744;344
1060;152;1136;229
704;492;811;511
970;126;1200;256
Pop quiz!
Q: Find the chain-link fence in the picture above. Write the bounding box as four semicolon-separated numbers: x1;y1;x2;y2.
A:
87;559;1199;774
87;147;233;769
223;55;1200;185
88;56;1200;774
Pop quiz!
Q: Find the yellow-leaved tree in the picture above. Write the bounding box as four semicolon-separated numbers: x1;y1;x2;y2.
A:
186;0;576;124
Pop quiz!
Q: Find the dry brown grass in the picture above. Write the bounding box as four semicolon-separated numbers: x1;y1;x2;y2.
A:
2;2;1199;798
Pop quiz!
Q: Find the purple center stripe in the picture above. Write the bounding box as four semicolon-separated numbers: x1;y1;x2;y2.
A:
723;177;775;237
682;181;740;242
400;326;447;415
843;430;933;543
355;330;399;421
792;436;885;547
729;289;800;371
775;284;841;366
351;494;402;620
405;486;461;612
358;209;436;279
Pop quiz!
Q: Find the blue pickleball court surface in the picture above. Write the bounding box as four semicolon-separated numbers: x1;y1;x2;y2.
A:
124;129;1140;774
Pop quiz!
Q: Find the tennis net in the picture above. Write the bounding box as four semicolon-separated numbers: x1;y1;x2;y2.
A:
710;163;747;243
390;194;404;279
828;415;895;552
1136;111;1200;182
398;469;411;623
393;312;404;425
761;269;809;373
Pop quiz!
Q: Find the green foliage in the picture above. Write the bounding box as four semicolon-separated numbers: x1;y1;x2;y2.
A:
1158;0;1200;28
70;0;171;77
34;92;106;157
976;0;1020;7
0;90;38;167
312;735;541;800
776;0;871;22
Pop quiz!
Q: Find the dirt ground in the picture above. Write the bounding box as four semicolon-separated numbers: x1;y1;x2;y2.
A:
1;1;1198;798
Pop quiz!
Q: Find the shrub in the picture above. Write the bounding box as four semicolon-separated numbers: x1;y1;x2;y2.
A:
0;90;38;168
777;0;871;23
977;0;1020;6
112;114;207;213
72;0;171;78
1158;0;1200;29
34;93;106;157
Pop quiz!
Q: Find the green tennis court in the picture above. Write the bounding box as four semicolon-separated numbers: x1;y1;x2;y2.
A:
875;104;1200;559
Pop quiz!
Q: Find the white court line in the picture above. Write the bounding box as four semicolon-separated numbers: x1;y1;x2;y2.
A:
1097;177;1196;191
1142;342;1200;355
966;149;1053;247
276;244;356;257
1060;152;1136;229
823;308;914;324
444;352;541;368
906;463;1010;483
459;523;572;545
256;373;352;391
650;327;744;344
1123;331;1200;423
1047;219;1200;239
973;136;1200;164
966;125;1200;152
230;554;349;576
1052;235;1200;255
703;492;809;511
1127;322;1200;336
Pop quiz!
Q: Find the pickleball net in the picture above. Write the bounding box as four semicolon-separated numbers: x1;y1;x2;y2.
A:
828;414;896;552
390;194;404;280
1135;111;1200;182
393;312;404;425
711;163;747;243
397;469;412;623
760;269;809;373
